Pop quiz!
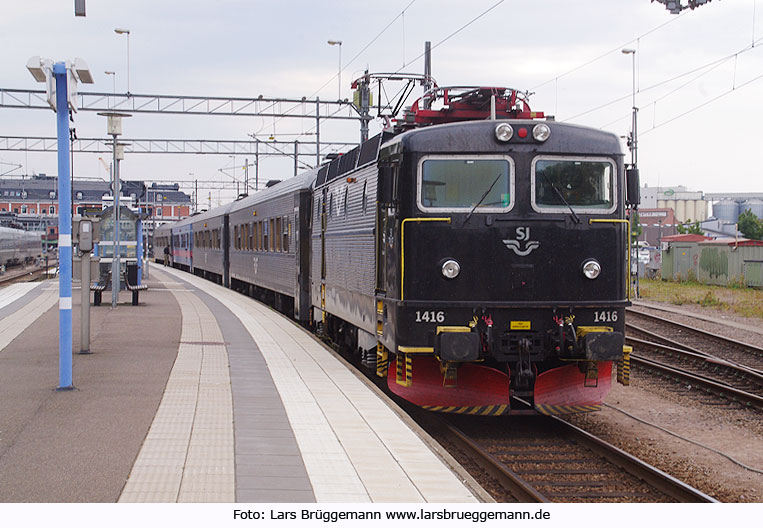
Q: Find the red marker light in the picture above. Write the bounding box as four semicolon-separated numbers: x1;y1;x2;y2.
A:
518;127;528;138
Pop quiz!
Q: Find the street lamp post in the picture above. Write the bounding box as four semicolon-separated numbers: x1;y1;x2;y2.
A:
622;47;639;298
327;40;342;100
114;28;131;94
99;112;131;307
26;56;94;390
621;48;637;168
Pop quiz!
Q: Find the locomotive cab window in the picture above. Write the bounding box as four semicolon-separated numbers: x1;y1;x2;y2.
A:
531;156;616;214
417;156;514;213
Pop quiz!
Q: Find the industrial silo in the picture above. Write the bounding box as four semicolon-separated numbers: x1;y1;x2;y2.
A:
713;200;740;224
695;200;708;221
667;199;677;218
684;200;695;222
741;199;763;220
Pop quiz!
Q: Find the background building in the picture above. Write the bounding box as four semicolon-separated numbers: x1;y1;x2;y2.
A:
0;174;192;248
640;185;708;224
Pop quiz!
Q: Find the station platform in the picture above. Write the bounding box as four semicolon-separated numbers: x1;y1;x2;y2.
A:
0;267;488;503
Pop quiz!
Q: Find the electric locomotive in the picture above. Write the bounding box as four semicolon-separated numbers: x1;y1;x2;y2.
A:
316;87;635;415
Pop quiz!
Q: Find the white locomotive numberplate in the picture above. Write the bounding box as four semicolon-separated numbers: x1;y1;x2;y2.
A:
593;310;618;323
415;310;445;323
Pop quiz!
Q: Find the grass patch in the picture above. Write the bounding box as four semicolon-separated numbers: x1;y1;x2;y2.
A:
638;278;763;320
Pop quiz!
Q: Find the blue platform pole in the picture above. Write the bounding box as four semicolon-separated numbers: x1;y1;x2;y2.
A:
54;62;73;390
137;217;143;284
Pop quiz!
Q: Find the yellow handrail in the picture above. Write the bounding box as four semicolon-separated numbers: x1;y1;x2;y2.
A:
400;217;451;300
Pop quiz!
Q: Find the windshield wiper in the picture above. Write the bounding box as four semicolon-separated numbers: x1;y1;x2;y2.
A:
462;173;502;227
544;177;580;224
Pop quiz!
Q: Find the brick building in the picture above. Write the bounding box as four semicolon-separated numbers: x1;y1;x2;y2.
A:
0;174;191;244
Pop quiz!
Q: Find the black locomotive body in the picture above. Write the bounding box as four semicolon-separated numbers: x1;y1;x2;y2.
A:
369;119;629;414
162;87;632;416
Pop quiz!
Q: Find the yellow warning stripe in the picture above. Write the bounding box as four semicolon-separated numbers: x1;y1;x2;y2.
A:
534;404;602;415
422;404;509;416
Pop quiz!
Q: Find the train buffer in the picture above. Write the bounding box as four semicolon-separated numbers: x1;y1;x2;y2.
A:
124;265;148;306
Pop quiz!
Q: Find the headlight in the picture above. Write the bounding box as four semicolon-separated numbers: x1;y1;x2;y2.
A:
533;123;551;142
495;123;513;142
582;259;601;279
442;259;461;279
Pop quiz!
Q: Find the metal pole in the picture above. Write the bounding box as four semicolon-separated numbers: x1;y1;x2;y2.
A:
338;43;342;100
80;249;90;354
315;98;320;166
294;141;298;177
126;33;131;94
424;42;432;110
54;62;73;390
631;52;637;167
137;216;142;283
244;158;248;194
255;140;259;192
111;137;120;307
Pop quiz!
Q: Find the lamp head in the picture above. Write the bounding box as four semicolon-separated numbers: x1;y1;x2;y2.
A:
26;56;48;83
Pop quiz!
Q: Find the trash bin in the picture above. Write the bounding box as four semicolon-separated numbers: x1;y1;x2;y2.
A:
127;263;139;286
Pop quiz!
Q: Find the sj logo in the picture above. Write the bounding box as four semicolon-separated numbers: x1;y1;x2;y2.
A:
502;227;540;256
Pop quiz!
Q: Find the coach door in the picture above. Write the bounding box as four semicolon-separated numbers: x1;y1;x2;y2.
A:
375;205;387;293
223;215;230;288
321;188;327;281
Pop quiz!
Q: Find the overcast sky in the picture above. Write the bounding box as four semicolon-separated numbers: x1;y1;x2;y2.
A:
1;1;761;205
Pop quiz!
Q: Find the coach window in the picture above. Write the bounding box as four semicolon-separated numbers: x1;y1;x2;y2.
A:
361;181;368;215
282;216;289;252
275;218;281;251
255;221;260;250
263;220;269;251
417;156;514;213
531;156;616;214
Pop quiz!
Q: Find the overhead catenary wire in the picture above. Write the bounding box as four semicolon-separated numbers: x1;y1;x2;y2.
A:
563;34;763;124
596;51;739;130
392;0;506;75
642;69;763;135
530;12;689;93
262;1;419;146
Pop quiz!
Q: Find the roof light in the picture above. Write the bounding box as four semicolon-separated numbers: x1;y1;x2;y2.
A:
533;123;551;142
494;123;513;142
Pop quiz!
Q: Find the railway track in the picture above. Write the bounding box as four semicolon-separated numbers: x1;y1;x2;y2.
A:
626;308;763;370
0;264;48;286
625;309;763;410
421;412;715;503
